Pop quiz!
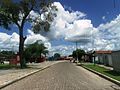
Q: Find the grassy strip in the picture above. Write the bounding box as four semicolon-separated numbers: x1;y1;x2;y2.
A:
82;64;120;81
0;64;18;69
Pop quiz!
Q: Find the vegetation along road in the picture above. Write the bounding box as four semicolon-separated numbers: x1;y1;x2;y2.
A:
2;61;120;90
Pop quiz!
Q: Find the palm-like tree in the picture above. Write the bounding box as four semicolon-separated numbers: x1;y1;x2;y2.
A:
24;41;48;63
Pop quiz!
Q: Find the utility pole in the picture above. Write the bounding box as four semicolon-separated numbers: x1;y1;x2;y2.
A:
76;41;78;63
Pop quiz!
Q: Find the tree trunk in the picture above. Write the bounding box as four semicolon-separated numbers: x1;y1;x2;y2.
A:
19;27;26;68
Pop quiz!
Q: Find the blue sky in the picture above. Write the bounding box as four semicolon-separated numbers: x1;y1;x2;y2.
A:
1;0;120;32
0;0;120;56
57;0;120;27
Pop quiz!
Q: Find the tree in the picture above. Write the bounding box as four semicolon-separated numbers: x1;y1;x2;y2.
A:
0;50;15;60
72;49;85;62
32;0;57;33
54;53;61;60
0;51;14;55
68;55;73;57
24;41;48;63
0;0;57;68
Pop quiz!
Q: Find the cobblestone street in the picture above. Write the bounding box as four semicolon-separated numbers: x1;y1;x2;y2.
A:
2;61;120;90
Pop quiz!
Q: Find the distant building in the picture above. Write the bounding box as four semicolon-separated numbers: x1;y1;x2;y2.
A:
84;54;94;62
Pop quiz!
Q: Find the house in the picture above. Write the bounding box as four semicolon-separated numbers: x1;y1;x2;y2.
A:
65;56;74;61
95;50;113;66
94;50;120;72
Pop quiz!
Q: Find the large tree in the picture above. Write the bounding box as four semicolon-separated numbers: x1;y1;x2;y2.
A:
0;0;57;68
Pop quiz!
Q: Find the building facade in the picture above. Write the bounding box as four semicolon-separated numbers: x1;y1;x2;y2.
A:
111;50;120;72
95;51;112;66
95;50;120;72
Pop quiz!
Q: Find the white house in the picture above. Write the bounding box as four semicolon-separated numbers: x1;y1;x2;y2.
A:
95;51;113;66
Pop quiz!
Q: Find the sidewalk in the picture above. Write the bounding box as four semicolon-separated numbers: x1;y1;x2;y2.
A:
0;61;62;89
97;64;113;70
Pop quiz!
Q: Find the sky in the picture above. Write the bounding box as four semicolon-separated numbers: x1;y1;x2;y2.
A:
0;0;120;56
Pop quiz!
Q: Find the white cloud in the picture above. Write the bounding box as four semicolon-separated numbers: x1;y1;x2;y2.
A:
0;33;10;42
65;20;98;43
48;43;95;56
25;29;51;50
49;45;76;56
0;32;19;51
91;15;120;50
25;29;48;45
26;3;95;52
38;2;86;40
29;10;40;21
44;42;51;50
44;2;98;46
96;14;120;50
0;30;52;51
35;2;99;52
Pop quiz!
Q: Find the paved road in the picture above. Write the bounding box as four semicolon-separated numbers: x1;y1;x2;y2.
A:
2;61;120;90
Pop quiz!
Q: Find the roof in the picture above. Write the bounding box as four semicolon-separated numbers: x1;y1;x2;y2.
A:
95;50;112;54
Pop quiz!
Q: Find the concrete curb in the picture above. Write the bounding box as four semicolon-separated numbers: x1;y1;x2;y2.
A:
81;65;120;86
0;62;56;89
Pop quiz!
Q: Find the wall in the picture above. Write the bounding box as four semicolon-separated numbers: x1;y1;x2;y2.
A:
95;54;113;66
108;55;112;66
112;51;120;72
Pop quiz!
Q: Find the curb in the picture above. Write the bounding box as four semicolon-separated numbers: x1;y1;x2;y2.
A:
0;63;55;89
81;65;120;86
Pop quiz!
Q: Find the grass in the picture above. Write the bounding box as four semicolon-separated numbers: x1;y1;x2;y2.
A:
82;64;120;81
0;64;18;69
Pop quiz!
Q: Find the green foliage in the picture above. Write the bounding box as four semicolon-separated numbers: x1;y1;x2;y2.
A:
0;0;34;29
0;64;17;69
0;0;57;31
68;55;72;57
72;49;85;61
0;51;14;55
32;0;58;33
24;41;48;62
54;53;61;60
0;51;15;59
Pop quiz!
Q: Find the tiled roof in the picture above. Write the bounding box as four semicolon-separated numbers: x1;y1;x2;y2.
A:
95;50;112;54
